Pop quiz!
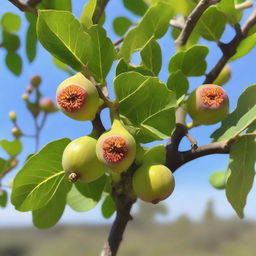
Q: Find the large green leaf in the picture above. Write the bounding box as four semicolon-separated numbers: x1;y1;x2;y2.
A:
217;0;240;24
37;10;92;71
195;6;226;41
123;0;148;16
32;182;68;229
101;195;116;218
113;17;133;36
80;0;97;28
11;138;71;212
5;52;22;76
211;84;256;141
40;0;72;11
168;45;209;77
87;25;116;82
140;38;162;76
1;139;22;157
230;33;256;62
1;13;21;33
67;184;98;212
167;70;189;102
114;72;177;142
226;135;256;218
0;190;7;208
119;2;174;61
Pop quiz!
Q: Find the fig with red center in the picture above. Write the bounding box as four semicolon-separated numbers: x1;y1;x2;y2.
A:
187;84;229;125
96;119;136;173
56;73;100;121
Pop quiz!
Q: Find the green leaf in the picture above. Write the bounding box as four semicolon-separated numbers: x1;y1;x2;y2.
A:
142;145;166;165
119;2;174;61
80;0;97;29
140;38;162;75
230;33;256;62
26;14;38;63
209;171;227;190
102;195;116;218
32;182;67;229
37;10;92;71
1;13;21;33
211;84;256;141
5;52;22;76
247;120;256;133
226;135;256;218
0;190;7;208
41;0;72;11
114;72;177;143
0;158;7;178
67;184;97;212
217;0;239;24
168;45;209;77
87;25;116;82
75;175;106;202
123;0;148;16
11;138;71;212
52;57;74;75
2;32;20;52
167;70;189;102
195;6;226;41
113;17;133;36
116;59;154;77
1;139;22;157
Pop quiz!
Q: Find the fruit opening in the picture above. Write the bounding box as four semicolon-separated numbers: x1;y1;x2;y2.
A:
200;86;225;108
57;85;87;112
68;172;80;182
102;136;128;163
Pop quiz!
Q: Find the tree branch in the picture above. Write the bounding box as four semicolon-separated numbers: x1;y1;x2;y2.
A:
92;0;110;24
8;0;38;14
205;9;256;83
175;0;221;48
92;113;106;136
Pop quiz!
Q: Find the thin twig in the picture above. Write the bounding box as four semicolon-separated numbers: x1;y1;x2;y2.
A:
175;0;221;48
185;132;198;151
7;0;38;14
235;0;253;10
92;0;110;24
114;37;124;46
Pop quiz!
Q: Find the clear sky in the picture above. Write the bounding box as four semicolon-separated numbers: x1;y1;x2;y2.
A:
0;1;256;227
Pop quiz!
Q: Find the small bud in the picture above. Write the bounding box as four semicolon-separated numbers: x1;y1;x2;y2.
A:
22;93;29;101
11;127;22;138
26;85;33;94
9;111;16;122
39;98;58;113
30;75;42;88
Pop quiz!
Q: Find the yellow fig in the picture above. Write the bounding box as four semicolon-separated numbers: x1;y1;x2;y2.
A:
56;73;99;121
62;136;106;183
132;164;175;204
96;119;136;173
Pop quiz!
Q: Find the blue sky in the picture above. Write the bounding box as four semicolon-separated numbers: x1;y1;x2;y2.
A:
0;1;256;227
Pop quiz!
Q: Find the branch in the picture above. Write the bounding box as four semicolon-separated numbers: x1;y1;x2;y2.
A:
92;0;110;24
205;9;256;83
92;113;106;136
235;0;253;10
8;0;38;14
175;0;221;48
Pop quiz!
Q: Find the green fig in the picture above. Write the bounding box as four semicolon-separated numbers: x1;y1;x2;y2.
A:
56;73;99;121
96;119;136;173
209;170;227;190
30;75;42;88
187;84;229;125
213;65;231;86
62;136;106;183
132;164;175;204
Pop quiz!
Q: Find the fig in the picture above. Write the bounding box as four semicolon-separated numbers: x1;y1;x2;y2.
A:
96;119;136;173
209;170;227;190
30;75;42;88
11;127;22;138
187;84;229;125
132;164;175;204
39;98;58;113
56;73;99;121
62;136;106;183
213;65;231;86
9;111;16;122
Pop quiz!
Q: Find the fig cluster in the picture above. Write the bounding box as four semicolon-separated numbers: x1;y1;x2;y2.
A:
58;73;175;204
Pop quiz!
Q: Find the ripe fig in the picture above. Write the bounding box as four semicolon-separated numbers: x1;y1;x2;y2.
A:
96;119;136;173
62;136;106;183
30;75;42;88
132;164;175;204
39;98;58;113
187;84;229;125
213;65;231;86
56;73;99;121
